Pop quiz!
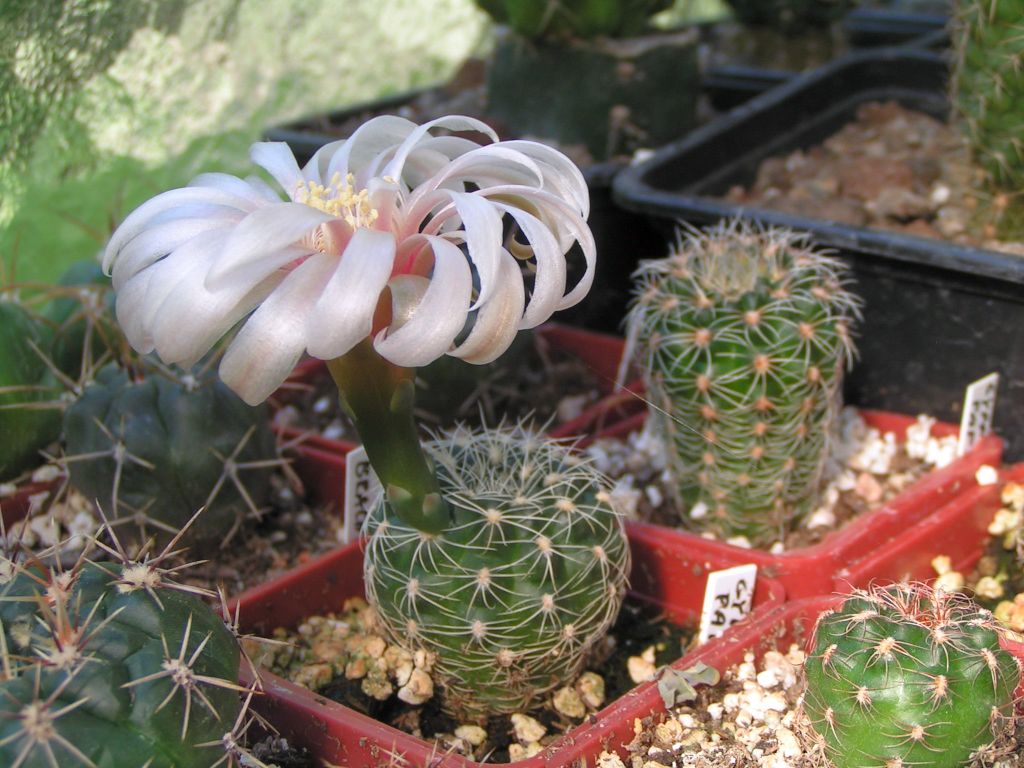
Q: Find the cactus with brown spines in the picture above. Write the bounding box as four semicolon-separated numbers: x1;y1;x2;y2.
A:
62;361;279;551
0;528;269;768
626;221;860;544
952;0;1024;193
363;422;631;720
803;583;1021;768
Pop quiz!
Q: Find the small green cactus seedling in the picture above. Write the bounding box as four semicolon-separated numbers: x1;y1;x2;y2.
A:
627;221;860;544
0;537;251;768
63;361;278;550
364;423;631;720
474;0;672;41
803;583;1021;768
952;0;1024;192
0;298;63;481
724;0;854;32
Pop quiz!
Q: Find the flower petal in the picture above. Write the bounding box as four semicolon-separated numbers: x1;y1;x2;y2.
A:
498;140;590;216
434;191;502;309
491;203;566;329
111;215;238;291
305;228;396;359
204;202;331;289
104;186;263;273
323;115;419;183
382;115;497;182
219;253;335;405
250;142;304;194
373;235;472;367
450;248;525;364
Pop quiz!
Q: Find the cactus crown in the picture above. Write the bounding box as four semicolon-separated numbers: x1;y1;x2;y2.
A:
363;422;630;720
62;360;281;552
0;527;266;768
475;0;672;41
803;583;1021;768
626;220;860;544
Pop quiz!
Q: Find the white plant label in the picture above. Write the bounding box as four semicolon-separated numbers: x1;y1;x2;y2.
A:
958;372;999;457
698;563;758;644
343;445;381;544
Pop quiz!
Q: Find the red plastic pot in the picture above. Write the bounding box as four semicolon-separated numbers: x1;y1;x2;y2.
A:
231;523;786;768
0;479;62;528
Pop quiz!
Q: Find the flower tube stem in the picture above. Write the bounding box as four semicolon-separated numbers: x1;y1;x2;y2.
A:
326;340;450;534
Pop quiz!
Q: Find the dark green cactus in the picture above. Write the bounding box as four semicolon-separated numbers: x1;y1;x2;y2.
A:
63;362;277;550
475;0;672;41
627;221;860;544
42;260;120;382
803;583;1021;768
0;299;63;481
724;0;854;32
0;551;243;767
363;423;631;719
952;0;1024;191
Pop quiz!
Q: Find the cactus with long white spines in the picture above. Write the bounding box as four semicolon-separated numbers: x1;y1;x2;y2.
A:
626;221;860;544
363;423;631;720
803;583;1021;768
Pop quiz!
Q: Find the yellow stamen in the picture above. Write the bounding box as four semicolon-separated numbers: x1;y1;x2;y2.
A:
295;172;380;229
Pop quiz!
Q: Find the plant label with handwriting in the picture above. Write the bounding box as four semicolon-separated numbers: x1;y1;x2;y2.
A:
698;563;757;643
343;445;381;544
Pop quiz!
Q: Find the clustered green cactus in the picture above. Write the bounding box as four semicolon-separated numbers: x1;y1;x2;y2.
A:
363;423;631;720
0;299;63;480
952;0;1024;191
63;362;278;550
724;0;854;32
803;583;1021;768
474;0;672;41
0;544;247;767
627;221;860;544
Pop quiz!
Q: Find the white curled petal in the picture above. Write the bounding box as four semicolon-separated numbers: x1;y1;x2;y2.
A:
324;115;418;182
111;216;234;291
189;172;274;204
499;140;590;216
150;240;281;367
104;186;261;273
431;145;545;191
373;236;472;367
250;142;304;194
114;271;157;353
451;248;525;364
382;115;497;181
306;229;396;359
219;253;335;405
205;202;331;288
492;203;566;329
245;174;284;202
301;139;347;184
440;191;502;309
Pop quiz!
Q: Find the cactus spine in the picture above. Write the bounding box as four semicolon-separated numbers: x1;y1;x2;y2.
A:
63;362;278;550
364;423;630;720
627;221;860;544
803;583;1021;768
0;539;249;767
952;0;1024;191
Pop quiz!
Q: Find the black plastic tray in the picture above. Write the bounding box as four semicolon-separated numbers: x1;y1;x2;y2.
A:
613;49;1024;460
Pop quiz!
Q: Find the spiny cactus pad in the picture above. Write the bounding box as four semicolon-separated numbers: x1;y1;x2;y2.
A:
953;0;1024;191
627;221;860;544
803;583;1021;768
63;362;277;549
0;552;243;767
363;424;630;719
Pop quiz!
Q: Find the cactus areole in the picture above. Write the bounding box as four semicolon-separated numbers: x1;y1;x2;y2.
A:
803;584;1021;768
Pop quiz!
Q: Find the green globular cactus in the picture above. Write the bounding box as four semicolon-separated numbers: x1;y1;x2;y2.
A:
43;259;120;382
952;0;1024;191
803;583;1021;768
627;221;860;544
0;554;242;767
63;362;277;550
475;0;672;41
363;424;631;720
0;299;63;480
724;0;854;32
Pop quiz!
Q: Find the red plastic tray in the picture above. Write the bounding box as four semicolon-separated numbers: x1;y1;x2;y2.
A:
231;523;786;768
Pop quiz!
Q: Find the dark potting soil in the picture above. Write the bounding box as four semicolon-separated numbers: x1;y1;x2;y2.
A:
316;596;693;764
247;735;317;768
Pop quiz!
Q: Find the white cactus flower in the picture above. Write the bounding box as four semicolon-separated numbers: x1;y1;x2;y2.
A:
103;115;594;404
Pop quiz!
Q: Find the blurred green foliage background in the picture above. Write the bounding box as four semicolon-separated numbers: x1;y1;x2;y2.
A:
0;0;726;286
